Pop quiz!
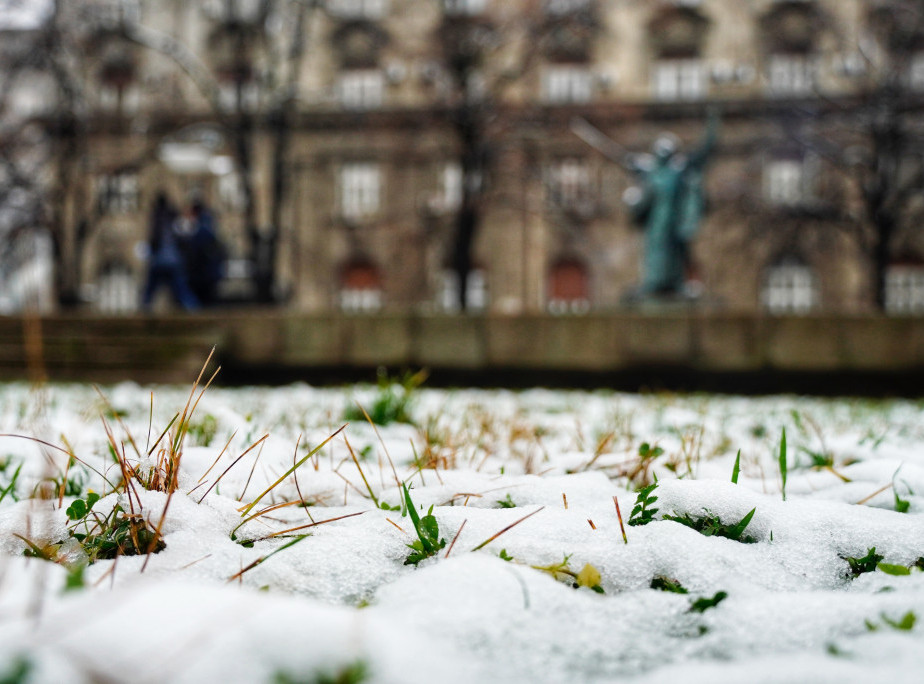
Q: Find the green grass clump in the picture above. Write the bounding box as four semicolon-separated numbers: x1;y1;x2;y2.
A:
64;493;165;563
627;483;659;527
402;484;446;565
662;508;758;544
273;660;368;684
844;547;884;578
496;494;516;508
187;413;218;446
344;369;426;426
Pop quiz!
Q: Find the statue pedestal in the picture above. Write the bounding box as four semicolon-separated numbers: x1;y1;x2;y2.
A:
620;285;723;313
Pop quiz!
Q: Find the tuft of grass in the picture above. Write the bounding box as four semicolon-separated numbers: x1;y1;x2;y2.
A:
187;413;219;447
402;483;446;565
844;547;884;578
344;369;427;426
64;494;165;563
627;482;659;527
662;508;758;544
496;493;517;508
273;660;369;684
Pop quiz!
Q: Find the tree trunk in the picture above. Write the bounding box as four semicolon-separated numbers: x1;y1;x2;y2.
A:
871;217;893;312
451;111;484;312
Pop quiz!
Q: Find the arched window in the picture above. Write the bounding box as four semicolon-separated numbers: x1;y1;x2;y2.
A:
548;258;590;314
648;6;710;102
339;259;383;312
760;1;820;96
761;255;819;314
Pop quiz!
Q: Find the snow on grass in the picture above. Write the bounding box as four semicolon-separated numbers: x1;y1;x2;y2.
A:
0;377;923;683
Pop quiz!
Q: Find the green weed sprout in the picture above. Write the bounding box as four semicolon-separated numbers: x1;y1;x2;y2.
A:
844;547;884;578
662;508;758;543
402;483;446;565
496;494;517;508
628;482;659;527
344;369;427;426
68;498;165;563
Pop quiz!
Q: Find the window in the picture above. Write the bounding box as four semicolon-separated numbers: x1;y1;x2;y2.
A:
763;155;816;207
546;158;592;209
97;173;139;215
340;162;380;220
443;0;485;15
766;54;815;96
543;66;593;103
761;260;819;314
340;261;383;312
96;264;137;314
327;0;388;19
885;265;924;314
548;259;590;314
338;70;384;110
441;163;463;211
438;269;487;312
652;59;707;101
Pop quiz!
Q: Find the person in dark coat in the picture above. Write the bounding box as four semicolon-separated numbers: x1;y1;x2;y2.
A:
185;198;225;307
140;192;199;311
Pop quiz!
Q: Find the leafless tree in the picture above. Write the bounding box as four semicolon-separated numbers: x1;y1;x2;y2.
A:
784;0;924;310
428;0;598;310
117;0;316;303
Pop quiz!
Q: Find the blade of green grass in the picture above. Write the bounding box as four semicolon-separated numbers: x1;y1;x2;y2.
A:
779;428;787;501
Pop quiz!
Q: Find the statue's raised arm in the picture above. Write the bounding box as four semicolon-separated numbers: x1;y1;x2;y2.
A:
687;108;720;170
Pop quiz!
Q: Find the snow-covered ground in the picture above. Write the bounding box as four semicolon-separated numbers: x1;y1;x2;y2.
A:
1;380;923;683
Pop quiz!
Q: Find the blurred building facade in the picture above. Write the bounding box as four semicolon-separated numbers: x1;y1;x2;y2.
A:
5;0;924;315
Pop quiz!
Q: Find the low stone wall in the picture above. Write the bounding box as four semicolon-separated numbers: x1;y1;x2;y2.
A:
2;312;923;392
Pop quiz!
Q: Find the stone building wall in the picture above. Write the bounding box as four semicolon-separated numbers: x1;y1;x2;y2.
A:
69;0;924;314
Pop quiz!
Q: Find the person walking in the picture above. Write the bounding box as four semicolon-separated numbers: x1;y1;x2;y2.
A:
140;192;199;311
186;198;225;307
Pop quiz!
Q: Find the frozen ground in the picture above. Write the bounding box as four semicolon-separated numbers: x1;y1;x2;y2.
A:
0;379;923;683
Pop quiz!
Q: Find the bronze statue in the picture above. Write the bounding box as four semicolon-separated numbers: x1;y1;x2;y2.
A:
572;111;719;299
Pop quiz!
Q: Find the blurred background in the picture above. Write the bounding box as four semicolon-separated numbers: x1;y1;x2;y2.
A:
1;0;923;390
